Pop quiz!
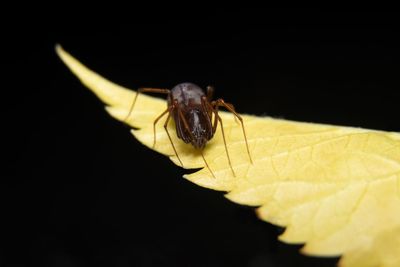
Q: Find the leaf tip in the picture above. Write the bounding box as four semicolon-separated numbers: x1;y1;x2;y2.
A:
55;43;63;53
55;43;68;62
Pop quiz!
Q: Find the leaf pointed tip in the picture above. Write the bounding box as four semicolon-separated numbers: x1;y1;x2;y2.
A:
55;43;68;61
55;43;62;52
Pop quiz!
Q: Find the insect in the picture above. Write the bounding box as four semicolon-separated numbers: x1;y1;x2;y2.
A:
124;83;252;177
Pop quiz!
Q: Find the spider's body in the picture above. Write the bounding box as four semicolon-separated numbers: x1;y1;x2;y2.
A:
169;83;213;149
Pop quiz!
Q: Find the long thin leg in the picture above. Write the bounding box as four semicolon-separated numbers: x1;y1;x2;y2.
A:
124;88;170;122
212;104;236;176
163;105;184;167
226;103;239;124
216;112;236;177
201;96;217;134
200;150;216;178
201;97;235;176
213;99;253;164
206;86;237;124
152;107;170;148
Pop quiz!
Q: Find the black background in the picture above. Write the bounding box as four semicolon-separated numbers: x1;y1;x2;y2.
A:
2;9;400;267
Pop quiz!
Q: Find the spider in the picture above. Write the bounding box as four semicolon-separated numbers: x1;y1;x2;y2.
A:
124;83;252;177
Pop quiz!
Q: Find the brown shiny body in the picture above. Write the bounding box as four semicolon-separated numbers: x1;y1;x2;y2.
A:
168;83;213;149
124;82;252;177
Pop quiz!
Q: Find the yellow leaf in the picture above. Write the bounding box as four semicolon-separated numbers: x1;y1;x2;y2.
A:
56;45;400;267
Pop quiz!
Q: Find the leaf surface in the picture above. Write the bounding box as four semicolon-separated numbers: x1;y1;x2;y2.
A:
56;45;400;267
